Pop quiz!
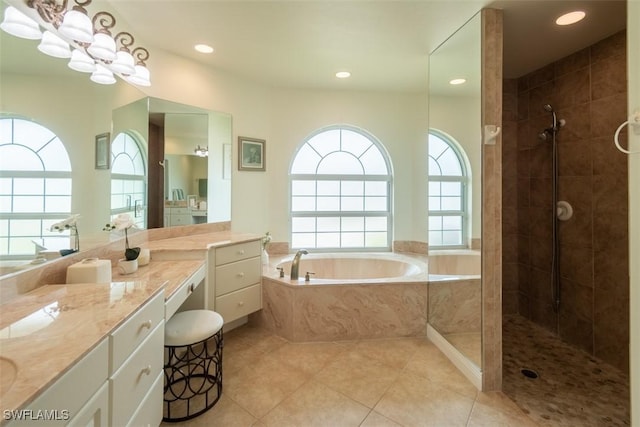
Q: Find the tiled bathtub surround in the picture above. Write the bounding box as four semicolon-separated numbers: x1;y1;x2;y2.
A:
254;277;429;342
502;31;629;374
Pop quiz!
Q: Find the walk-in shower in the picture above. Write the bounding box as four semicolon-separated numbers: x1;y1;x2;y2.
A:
538;104;565;312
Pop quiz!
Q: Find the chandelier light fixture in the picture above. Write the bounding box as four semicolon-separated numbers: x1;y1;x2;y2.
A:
194;145;208;157
0;0;151;86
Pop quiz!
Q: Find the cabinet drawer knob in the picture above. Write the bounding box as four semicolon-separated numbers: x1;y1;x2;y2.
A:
141;365;152;376
237;250;245;255
238;301;244;307
237;272;245;278
189;283;195;293
141;320;152;329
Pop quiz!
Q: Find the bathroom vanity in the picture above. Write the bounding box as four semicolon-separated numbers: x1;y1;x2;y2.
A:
0;230;261;426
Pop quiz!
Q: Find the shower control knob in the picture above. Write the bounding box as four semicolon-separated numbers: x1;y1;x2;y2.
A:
557;201;573;221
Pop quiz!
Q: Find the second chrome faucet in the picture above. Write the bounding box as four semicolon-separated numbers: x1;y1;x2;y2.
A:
290;249;308;280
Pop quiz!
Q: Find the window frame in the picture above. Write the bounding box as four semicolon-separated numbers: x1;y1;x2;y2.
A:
0;116;73;259
428;129;470;249
109;131;147;228
289;125;393;252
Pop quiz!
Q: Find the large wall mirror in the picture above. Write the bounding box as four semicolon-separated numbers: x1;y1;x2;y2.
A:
112;97;232;230
0;14;231;277
427;12;482;375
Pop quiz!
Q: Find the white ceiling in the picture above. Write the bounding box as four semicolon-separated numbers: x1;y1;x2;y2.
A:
1;1;628;93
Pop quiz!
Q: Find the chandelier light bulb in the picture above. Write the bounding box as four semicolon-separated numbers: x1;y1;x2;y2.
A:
58;8;94;44
126;64;151;86
90;63;116;84
38;30;71;58
0;6;42;40
68;48;96;73
87;32;117;61
109;50;136;75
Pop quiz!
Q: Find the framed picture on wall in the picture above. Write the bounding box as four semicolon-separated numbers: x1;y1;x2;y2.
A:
238;136;266;171
95;132;111;170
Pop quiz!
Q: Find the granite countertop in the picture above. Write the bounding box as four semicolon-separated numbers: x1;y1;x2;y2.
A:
0;230;261;417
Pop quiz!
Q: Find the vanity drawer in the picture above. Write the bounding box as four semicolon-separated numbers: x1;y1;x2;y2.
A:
168;207;190;215
215;283;262;323
8;339;109;426
215;240;261;266
110;291;164;373
215;257;261;296
110;321;164;427
126;371;163;427
165;264;206;319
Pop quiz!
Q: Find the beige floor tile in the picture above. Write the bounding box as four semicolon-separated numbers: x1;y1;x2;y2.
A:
315;350;402;408
350;337;429;370
404;342;478;400
159;395;257;427
467;391;540;427
261;340;349;375
223;354;310;418
359;410;402;427
260;380;370;427
374;372;475;427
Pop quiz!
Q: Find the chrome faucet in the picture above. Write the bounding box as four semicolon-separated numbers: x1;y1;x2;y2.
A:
290;249;308;280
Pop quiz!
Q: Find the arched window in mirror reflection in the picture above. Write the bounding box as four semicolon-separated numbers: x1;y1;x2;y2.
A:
289;125;392;250
0;116;72;260
428;129;470;248
110;132;146;228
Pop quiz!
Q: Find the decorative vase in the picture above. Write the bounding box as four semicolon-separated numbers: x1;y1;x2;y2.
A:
262;248;269;266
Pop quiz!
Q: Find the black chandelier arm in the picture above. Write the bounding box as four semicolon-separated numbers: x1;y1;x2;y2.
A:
27;0;68;28
114;32;135;52
92;11;116;35
132;47;150;65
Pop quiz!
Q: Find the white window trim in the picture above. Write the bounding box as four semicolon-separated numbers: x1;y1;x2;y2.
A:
428;129;471;249
289;125;393;252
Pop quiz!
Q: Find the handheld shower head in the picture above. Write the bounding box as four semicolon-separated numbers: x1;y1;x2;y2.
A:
543;104;558;130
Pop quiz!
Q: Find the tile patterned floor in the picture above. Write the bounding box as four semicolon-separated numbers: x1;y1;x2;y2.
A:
161;323;538;427
502;314;630;427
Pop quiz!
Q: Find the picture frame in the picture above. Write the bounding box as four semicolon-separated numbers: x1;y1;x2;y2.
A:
238;136;266;171
95;132;111;170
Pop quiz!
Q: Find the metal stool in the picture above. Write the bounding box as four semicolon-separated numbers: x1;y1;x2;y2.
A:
163;310;224;422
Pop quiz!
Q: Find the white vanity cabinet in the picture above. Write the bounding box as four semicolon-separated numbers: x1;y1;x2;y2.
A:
207;240;262;324
164;207;193;227
109;291;165;427
7;339;109;426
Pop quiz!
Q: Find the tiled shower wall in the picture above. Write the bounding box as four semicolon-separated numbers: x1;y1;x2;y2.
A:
502;31;629;374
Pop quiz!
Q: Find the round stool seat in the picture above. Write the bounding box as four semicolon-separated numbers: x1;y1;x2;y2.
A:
165;310;223;347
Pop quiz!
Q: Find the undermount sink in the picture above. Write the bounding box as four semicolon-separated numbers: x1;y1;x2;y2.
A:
0;356;17;397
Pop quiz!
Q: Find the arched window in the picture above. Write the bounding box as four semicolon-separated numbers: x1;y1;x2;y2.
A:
428;130;469;248
290;125;392;250
0;116;72;258
110;132;146;228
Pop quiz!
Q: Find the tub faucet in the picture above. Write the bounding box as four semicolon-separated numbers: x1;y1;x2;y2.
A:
290;249;308;280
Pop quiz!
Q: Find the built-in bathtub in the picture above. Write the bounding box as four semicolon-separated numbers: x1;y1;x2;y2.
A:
254;252;429;342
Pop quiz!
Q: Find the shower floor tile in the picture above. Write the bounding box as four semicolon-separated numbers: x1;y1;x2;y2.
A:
503;314;630;426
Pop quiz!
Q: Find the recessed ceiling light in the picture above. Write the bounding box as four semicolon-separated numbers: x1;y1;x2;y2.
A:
194;44;214;54
336;71;351;79
449;78;466;85
555;11;586;26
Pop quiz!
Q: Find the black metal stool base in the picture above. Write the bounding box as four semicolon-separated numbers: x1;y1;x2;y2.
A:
163;328;223;422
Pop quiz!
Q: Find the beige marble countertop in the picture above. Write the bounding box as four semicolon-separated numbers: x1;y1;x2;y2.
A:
0;280;165;417
0;230;261;418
